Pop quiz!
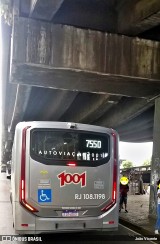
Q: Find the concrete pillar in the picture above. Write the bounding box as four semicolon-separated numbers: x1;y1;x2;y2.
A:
149;97;160;218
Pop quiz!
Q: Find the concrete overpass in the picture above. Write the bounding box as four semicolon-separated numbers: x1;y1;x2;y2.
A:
1;0;160;218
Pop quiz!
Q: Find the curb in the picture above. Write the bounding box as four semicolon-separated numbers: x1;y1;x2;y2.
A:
119;217;154;235
119;217;159;243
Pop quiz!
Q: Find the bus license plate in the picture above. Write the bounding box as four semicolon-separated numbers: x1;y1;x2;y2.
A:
62;210;79;217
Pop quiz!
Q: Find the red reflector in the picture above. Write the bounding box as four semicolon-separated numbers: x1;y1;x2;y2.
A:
21;224;28;227
20;126;38;213
67;162;77;167
25;202;36;211
109;221;114;224
113;182;116;201
101;132;118;212
101;201;115;212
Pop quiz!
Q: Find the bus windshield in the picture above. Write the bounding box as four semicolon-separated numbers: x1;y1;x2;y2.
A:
30;129;110;165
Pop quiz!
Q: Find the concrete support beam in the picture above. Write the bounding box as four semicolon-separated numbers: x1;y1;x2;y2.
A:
124;137;152;143
4;84;17;128
1;19;12;144
11;18;160;98
30;0;64;20
80;95;121;124
117;107;154;134
9;85;31;132
149;97;160;218
20;0;117;32
52;0;116;33
41;90;78;121
120;127;153;142
23;87;78;121
20;0;31;17
119;120;153;137
61;93;110;123
117;0;160;35
95;98;154;128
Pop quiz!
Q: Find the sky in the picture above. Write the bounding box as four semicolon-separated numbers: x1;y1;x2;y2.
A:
119;141;153;166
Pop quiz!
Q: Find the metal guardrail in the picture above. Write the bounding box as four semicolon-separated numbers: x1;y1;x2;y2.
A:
120;165;151;174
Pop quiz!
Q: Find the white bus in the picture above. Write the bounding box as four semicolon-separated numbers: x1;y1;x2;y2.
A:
11;121;119;234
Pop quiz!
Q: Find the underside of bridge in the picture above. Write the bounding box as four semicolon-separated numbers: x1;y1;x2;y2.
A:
1;0;160;164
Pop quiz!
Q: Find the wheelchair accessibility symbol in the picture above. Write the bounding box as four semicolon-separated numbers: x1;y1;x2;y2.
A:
38;189;52;203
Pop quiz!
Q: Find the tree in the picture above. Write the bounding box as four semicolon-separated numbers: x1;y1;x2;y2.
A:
143;159;151;166
0;0;12;26
121;160;133;169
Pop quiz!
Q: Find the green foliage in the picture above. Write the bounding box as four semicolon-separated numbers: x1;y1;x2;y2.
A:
142;159;151;166
121;160;133;169
0;0;12;25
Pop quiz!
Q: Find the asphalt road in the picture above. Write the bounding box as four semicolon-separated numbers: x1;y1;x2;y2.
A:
0;171;157;244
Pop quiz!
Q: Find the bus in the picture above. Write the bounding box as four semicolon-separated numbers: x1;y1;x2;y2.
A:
11;121;119;234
